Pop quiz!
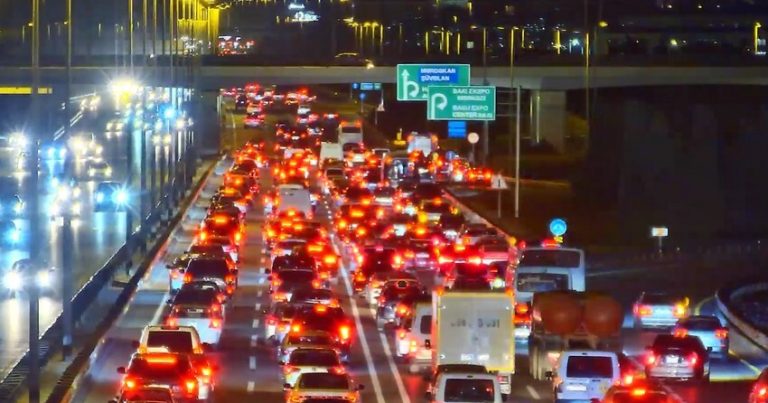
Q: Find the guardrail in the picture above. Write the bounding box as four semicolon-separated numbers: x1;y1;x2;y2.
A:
716;281;768;353
0;158;220;402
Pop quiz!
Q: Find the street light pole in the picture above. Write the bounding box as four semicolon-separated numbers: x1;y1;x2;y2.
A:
129;0;134;73
61;0;74;359
28;274;40;403
481;27;489;165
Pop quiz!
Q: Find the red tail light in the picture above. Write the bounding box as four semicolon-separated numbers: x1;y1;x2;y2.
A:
715;328;729;339
396;304;409;316
437;255;452;264
757;386;767;398
673;303;687;318
323;255;338;265
398;329;406;339
515;303;530;315
468;255;482;265
645;353;657;366
184;378;197;395
319;271;329;279
312;279;322;289
166;316;178;327
200;366;213;377
183;273;193;283
235;232;243;243
272;279;282;287
266;315;277;326
634;304;653;317
329;366;346;374
283;365;301;373
122;376;139;391
210;304;221;313
199;231;208;241
630;388;647;397
339;325;351;340
226;274;235;284
355;272;365;281
672;327;688;337
210;318;222;329
687;352;699;366
621;374;634;386
291;324;301;333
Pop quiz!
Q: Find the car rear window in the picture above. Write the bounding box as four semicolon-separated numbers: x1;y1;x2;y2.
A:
443;378;495;402
565;356;614;379
146;331;194;353
643;294;682;305
298;373;349;389
129;356;190;378
682;317;720;330
186;259;229;277
289;349;339;366
277;270;315;283
288;334;333;345
519;250;581;268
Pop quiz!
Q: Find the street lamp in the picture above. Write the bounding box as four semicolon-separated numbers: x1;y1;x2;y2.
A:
5;259;53;403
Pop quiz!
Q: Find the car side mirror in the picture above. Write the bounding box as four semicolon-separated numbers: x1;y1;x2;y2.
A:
131;340;140;349
545;370;554;380
117;366;126;374
283;383;292;390
357;384;365;391
264;269;271;274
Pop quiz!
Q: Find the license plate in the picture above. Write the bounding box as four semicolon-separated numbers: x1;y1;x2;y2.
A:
665;355;679;364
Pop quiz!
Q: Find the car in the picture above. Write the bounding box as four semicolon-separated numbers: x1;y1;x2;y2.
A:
290;287;339;306
749;367;768;403
117;353;213;402
184;258;238;296
672;315;729;357
332;52;374;68
633;292;690;329
0;220;21;246
87;159;113;178
290;305;354;357
50;184;82;218
602;380;674;403
549;350;621;402
278;330;339;364
260;301;298;344
428;370;502;403
394;298;432;372
166;287;226;346
246;102;262;114
110;385;176;403
244;112;265;128
166;246;235;293
94;181;128;211
0;192;24;217
269;269;318;303
284;373;364;403
644;334;711;382
281;347;344;387
375;281;425;330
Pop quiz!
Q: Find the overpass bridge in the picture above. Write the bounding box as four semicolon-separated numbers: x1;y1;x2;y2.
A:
4;64;766;150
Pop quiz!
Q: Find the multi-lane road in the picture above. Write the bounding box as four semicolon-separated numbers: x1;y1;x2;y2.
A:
25;91;768;402
0;94;184;377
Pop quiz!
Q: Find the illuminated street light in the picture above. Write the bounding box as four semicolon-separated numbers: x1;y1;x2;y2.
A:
3;270;22;291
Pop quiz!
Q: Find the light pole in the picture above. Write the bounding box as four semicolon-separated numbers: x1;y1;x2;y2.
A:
5;260;52;403
755;22;762;55
471;25;489;165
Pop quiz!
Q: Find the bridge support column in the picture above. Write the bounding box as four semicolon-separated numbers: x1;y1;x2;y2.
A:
533;89;567;153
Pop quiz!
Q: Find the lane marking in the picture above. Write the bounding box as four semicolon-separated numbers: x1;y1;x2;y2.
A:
376;331;412;403
255;303;261;312
526;385;541;400
337;246;387;403
728;348;762;375
252;319;260;328
257;290;263;297
151;291;170;325
249;356;257;370
250;334;258;348
247;381;255;392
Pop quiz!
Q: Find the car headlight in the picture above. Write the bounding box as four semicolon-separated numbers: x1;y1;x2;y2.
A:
13;202;22;214
88;169;95;177
95;192;105;203
46;148;55;158
3;270;23;291
113;189;128;205
8;229;20;243
59;148;67;158
105;167;112;177
72;203;82;215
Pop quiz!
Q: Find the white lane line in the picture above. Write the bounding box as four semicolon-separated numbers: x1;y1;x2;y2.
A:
250;335;259;348
255;303;261;312
252;319;260;328
526;385;541;400
247;381;255;392
338;249;387;403
151;291;170;325
249;356;257;370
377;330;412;403
257;290;263;297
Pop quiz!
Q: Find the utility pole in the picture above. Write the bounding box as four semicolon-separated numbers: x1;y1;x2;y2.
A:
129;0;134;73
61;0;74;360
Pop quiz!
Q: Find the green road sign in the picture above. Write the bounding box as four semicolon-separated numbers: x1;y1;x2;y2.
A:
427;85;496;121
396;64;470;101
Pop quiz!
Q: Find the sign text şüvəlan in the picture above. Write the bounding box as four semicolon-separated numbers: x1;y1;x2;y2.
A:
420;67;458;82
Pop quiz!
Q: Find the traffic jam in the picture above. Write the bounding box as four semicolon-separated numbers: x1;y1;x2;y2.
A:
109;85;760;403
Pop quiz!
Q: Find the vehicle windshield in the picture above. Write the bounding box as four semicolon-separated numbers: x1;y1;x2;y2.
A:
277;270;315;283
565;356;614;378
443;378;495;402
289;349;339;366
186;260;229;277
340;126;361;134
643;294;684;305
287;334;333;346
516;272;569;293
680;317;721;330
145;331;194;353
298;373;350;389
519;250;581;268
325;168;344;177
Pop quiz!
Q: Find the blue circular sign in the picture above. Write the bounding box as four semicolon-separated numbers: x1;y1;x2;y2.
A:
359;92;366;100
549;218;567;237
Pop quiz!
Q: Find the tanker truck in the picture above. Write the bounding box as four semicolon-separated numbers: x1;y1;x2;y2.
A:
432;289;515;396
528;290;623;381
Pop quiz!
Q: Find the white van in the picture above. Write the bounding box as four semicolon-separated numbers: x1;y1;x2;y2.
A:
319;142;343;165
338;121;364;146
395;301;433;373
429;372;503;403
276;184;313;218
549;350;621;402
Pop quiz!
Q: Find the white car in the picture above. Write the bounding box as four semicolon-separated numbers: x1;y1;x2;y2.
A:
281;348;343;387
395;301;433;374
50;184;82;218
429;371;503;403
549;350;621;402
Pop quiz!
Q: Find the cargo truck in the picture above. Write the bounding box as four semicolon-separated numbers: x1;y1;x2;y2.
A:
528;290;623;381
432;289;515;396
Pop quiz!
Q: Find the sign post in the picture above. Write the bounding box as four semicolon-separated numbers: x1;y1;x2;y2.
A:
650;226;669;255
426;85;496;121
549;218;568;243
467;132;479;164
491;174;508;218
396;64;470;101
